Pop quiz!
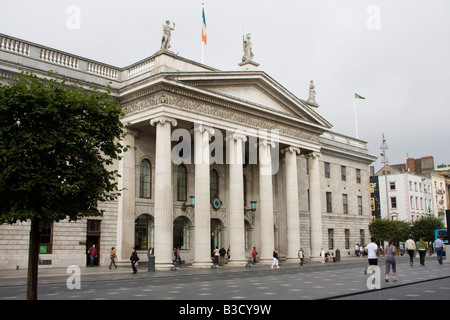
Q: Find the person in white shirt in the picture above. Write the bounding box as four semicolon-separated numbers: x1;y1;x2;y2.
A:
405;236;416;266
365;237;378;282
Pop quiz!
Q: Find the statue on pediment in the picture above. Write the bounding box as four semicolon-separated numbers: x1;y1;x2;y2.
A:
307;80;316;104
161;20;176;50
242;33;254;62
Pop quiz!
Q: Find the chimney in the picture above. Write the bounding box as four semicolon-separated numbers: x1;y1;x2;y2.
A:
406;157;416;173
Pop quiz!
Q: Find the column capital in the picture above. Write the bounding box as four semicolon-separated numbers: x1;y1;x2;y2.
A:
281;146;300;155
305;151;321;159
258;139;276;149
227;132;247;143
193;123;215;135
123;127;139;138
150;116;177;127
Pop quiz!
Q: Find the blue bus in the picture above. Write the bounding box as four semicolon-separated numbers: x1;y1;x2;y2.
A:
435;229;448;244
435;229;448;257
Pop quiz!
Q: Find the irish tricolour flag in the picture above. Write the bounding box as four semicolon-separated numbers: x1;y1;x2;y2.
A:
202;6;207;45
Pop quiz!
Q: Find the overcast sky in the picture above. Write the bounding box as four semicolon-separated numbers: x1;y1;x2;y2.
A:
1;0;449;171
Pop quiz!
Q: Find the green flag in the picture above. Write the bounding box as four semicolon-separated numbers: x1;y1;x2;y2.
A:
354;93;365;99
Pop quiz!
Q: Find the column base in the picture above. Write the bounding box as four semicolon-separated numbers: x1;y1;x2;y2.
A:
227;259;248;267
257;258;274;265
309;256;324;263
155;262;177;271
192;261;213;268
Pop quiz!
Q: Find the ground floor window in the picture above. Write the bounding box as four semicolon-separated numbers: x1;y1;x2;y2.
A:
135;214;154;250
173;216;190;250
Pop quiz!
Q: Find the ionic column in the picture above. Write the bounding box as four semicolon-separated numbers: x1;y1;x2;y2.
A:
258;139;276;264
227;133;247;266
282;146;301;262
308;152;323;261
117;128;137;262
193;124;214;268
150;116;177;269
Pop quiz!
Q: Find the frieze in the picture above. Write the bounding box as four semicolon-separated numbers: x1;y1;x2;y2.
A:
122;92;320;144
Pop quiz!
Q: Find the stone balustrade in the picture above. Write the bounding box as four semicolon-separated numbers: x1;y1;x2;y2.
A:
0;33;155;82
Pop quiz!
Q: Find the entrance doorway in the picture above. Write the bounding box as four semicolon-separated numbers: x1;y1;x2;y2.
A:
86;220;101;266
210;219;222;256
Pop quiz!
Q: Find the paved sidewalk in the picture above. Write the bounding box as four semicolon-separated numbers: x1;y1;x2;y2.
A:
0;254;447;288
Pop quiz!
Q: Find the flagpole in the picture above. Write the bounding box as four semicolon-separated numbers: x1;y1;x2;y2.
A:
354;94;359;139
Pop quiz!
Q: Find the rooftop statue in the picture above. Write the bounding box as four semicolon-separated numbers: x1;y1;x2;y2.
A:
307;80;316;104
242;33;254;63
161;20;176;50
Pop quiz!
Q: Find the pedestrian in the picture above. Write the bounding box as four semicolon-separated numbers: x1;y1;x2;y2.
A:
271;248;280;268
359;244;364;257
109;247;117;269
417;237;427;266
252;247;258;264
227;246;230;261
384;239;397;282
434;236;445;265
320;248;325;263
405;236;416;266
87;244;97;267
364;237;378;284
213;246;220;265
130;247;139;274
298;248;305;266
355;243;360;257
173;247;182;265
219;246;226;266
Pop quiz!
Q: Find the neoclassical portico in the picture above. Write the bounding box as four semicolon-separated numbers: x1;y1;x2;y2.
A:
113;49;333;270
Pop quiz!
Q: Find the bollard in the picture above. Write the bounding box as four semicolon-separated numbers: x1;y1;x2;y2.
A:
147;253;155;272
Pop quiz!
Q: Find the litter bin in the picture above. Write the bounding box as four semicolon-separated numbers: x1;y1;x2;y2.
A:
335;249;340;262
147;253;155;272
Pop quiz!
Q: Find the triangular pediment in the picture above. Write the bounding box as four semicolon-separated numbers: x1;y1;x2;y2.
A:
165;71;332;131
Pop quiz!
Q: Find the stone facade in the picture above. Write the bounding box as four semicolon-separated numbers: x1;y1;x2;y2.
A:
0;33;376;269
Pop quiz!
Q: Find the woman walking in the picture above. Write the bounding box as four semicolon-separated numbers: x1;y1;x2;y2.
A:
384;239;397;282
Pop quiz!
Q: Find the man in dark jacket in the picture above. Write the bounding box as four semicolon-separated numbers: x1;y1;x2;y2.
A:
130;247;139;274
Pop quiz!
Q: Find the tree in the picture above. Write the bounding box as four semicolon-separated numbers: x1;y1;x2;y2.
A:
410;216;444;242
368;218;410;244
0;71;128;299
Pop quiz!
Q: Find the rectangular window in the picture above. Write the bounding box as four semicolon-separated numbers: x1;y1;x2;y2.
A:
345;229;350;249
358;196;363;215
328;229;334;250
389;182;396;190
343;194;348;214
324;162;330;178
39;221;53;254
341;166;346;181
391;197;397;209
326;192;332;213
356;169;361;183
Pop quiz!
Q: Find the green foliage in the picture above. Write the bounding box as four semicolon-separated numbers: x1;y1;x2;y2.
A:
368;218;411;243
410;216;444;242
0;71;127;224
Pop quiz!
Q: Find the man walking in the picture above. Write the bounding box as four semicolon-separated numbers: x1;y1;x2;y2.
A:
405;236;416;266
434;236;445;265
130;247;139;274
87;244;97;267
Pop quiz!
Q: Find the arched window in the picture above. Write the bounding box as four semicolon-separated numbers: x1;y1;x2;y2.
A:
139;159;152;198
210;169;219;200
177;165;187;201
173;216;190;250
135;214;154;250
